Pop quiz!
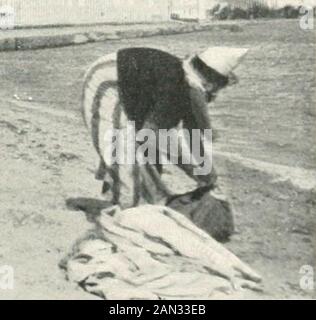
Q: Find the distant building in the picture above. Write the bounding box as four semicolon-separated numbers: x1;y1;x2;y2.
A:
0;0;172;27
170;0;219;20
1;0;314;28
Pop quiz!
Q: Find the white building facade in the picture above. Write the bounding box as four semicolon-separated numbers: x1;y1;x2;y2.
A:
0;0;315;28
0;0;172;27
171;0;219;20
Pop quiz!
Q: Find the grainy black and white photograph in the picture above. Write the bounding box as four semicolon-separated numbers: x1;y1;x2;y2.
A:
0;0;315;302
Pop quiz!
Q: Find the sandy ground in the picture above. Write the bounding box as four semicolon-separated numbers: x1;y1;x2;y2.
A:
0;19;315;299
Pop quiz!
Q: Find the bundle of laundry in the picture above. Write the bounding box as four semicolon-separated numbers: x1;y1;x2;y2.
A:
61;205;262;300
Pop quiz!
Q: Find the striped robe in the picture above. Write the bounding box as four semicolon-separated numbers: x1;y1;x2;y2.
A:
82;47;217;208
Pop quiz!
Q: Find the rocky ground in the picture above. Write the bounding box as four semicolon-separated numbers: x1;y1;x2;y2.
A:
0;19;315;299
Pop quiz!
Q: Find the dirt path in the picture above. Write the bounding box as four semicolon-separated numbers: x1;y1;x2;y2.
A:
0;97;314;299
0;100;102;299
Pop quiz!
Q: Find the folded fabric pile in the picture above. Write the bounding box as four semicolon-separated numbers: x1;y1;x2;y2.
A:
61;205;262;300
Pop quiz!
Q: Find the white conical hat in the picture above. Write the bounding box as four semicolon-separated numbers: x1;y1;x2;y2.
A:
197;47;249;77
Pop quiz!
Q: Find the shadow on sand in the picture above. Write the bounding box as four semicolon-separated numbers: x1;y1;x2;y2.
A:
66;197;112;223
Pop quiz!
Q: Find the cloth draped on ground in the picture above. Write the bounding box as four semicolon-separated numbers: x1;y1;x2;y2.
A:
61;205;262;300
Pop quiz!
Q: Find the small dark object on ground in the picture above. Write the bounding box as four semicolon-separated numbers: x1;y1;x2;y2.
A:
167;187;234;242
